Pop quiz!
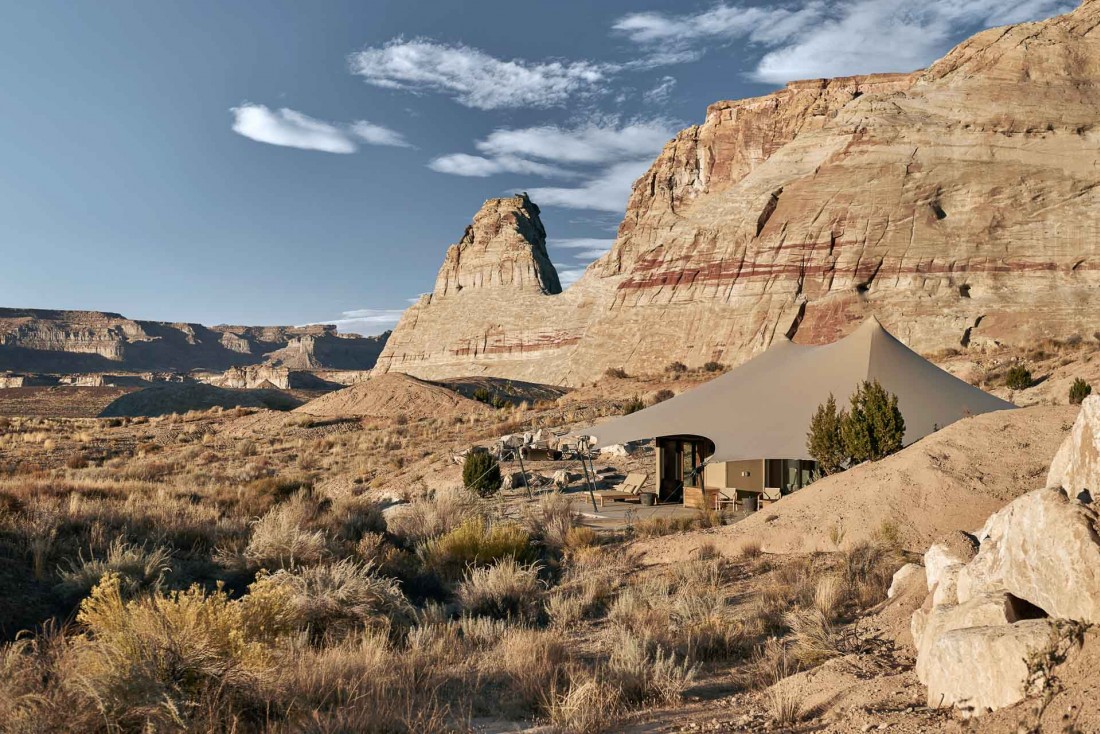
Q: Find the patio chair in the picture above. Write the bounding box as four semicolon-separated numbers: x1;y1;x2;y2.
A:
594;472;649;508
761;487;782;506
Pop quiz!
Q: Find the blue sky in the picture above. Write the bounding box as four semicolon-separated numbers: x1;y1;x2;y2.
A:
0;0;1072;334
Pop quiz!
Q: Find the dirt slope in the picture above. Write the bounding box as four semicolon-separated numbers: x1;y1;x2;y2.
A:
293;372;491;420
98;383;301;418
636;405;1076;562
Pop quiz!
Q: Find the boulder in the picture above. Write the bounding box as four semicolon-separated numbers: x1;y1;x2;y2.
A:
888;563;925;599
916;591;1023;684
501;472;527;491
1047;394;1100;495
924;532;978;592
599;443;634;457
955;488;1100;624
552;470;575;489
924;620;1056;714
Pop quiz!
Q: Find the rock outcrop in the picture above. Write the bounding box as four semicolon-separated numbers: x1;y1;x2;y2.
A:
911;394;1100;715
0;308;388;374
1047;393;1100;497
377;0;1100;386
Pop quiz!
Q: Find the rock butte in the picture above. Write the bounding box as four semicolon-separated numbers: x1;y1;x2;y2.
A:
0;308;388;374
377;0;1100;386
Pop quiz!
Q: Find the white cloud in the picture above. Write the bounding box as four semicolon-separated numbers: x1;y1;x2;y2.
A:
427;153;574;178
231;105;358;153
305;308;406;335
348;39;610;110
430;120;674;212
350;120;411;147
571;248;612;260
549;238;617;250
549;238;614;260
230;104;409;153
612;0;1072;84
753;0;1073;83
527;159;652;213
556;266;590;288
474;120;675;165
643;76;677;104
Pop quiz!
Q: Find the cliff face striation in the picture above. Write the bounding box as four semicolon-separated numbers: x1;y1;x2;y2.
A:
0;308;388;374
376;0;1100;385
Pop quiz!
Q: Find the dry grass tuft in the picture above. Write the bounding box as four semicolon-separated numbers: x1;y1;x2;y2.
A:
56;537;171;599
244;495;328;570
547;675;622;734
456;558;545;622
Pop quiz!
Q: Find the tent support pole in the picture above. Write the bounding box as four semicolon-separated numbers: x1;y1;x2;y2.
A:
579;452;598;513
516;449;533;499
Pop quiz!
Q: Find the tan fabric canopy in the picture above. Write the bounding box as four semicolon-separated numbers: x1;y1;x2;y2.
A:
587;317;1015;462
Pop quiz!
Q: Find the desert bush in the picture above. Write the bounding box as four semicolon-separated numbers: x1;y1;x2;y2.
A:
245;496;328;569
56;537;171;599
604;367;629;380
271;630;466;733
65;454;88;470
1006;364;1033;390
813;574;842;622
457;558;544;622
327;494;386;544
419;517;535;579
840;380;905;464
702;361;724;373
248;475;311;504
766;652;802;725
463;451;501;498
651;389;675;405
1070;377;1092;405
785;608;841;667
735;538;763;560
521;491;576;550
839;540;900;610
665;361;687;374
73;574;275;729
606;630;697;706
456;614;511;649
492;628;569;716
807;393;846;475
621;395;646;415
386;487;482;546
246;559;412;641
547;674;621;734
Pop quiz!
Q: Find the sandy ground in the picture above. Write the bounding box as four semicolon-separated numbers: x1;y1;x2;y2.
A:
294;372;494;419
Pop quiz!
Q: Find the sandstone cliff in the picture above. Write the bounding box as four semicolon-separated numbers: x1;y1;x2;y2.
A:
0;308;388;374
376;0;1100;385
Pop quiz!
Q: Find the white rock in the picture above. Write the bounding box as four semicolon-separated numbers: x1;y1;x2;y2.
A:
924;532;978;592
552;469;575;488
888;563;925;599
956;487;1100;623
599;443;634;457
925;620;1055;714
1047;394;1100;496
931;563;964;607
915;591;1022;684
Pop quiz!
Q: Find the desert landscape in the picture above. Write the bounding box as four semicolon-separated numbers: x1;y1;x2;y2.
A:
5;0;1100;732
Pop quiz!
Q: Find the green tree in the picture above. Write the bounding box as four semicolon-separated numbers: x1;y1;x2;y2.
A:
806;393;847;475
840;380;906;464
1070;378;1092;405
462;451;501;498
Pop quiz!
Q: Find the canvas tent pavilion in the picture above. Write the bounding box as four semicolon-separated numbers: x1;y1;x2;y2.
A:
584;317;1015;510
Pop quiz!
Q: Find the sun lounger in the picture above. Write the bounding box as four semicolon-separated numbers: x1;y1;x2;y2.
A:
595;472;649;508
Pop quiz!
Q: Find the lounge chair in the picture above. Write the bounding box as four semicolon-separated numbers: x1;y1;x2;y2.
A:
595;472;649;508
